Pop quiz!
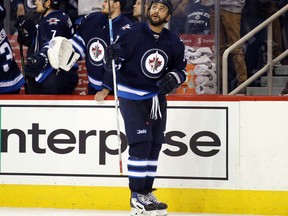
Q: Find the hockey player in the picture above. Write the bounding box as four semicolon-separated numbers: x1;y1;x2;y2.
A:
0;3;25;94
69;0;133;100
106;0;187;215
133;0;148;22
16;0;78;94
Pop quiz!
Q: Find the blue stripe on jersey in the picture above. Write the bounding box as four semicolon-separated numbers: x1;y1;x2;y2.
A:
117;84;157;100
0;74;24;93
35;67;54;83
87;76;103;91
70;34;86;59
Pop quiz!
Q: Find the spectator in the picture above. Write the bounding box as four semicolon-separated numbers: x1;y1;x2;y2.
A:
184;0;211;34
16;0;78;94
0;3;25;93
105;0;186;215
203;0;247;94
254;0;288;59
68;0;133;100
169;0;189;34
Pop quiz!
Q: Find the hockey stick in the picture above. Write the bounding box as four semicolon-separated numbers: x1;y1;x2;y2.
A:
141;0;146;22
107;0;123;175
17;26;28;94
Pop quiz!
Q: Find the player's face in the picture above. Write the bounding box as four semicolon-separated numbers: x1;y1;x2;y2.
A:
102;0;117;15
133;0;142;18
34;0;46;13
148;3;170;26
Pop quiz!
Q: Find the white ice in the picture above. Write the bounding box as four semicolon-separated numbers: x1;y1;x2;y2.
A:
0;208;262;216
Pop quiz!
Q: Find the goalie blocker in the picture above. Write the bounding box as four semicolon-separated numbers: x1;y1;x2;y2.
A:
47;36;80;71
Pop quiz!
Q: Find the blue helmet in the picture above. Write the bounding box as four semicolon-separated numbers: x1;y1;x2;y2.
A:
149;0;173;15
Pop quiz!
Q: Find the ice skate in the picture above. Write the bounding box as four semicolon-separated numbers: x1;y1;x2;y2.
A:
146;192;168;216
280;82;288;96
130;192;157;216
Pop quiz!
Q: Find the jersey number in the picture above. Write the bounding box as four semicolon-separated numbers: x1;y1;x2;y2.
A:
0;42;13;72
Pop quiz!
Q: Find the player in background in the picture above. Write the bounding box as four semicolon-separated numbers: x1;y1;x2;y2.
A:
133;0;147;22
105;0;187;215
0;3;25;94
16;0;78;94
69;0;133;100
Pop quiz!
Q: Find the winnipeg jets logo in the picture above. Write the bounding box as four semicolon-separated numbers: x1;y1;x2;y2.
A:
121;24;131;30
87;37;107;66
92;43;103;59
47;18;60;25
149;54;162;72
141;49;168;79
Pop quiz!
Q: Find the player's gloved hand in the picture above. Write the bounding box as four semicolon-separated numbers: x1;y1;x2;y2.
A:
15;16;36;46
157;72;182;95
25;53;48;77
104;44;120;70
17;29;32;46
15;15;36;33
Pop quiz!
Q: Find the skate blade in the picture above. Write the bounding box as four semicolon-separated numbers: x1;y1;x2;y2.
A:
130;208;157;216
157;209;168;216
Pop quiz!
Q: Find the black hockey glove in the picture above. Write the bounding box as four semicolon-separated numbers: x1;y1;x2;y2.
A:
17;29;33;46
157;72;182;95
25;53;48;77
15;16;37;46
104;44;120;70
15;16;36;33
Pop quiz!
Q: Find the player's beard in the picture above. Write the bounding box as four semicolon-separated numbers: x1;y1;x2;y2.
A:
147;12;169;27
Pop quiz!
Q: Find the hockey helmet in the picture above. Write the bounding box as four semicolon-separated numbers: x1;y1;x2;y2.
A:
148;0;173;15
41;0;60;9
25;0;36;10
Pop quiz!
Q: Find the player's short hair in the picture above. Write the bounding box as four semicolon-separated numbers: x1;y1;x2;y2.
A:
148;0;173;15
114;0;126;11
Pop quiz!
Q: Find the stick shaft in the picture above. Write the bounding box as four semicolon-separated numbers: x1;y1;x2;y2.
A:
107;1;123;175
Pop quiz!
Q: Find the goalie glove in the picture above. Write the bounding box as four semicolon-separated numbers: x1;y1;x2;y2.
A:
25;52;48;77
47;36;80;71
157;72;182;95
